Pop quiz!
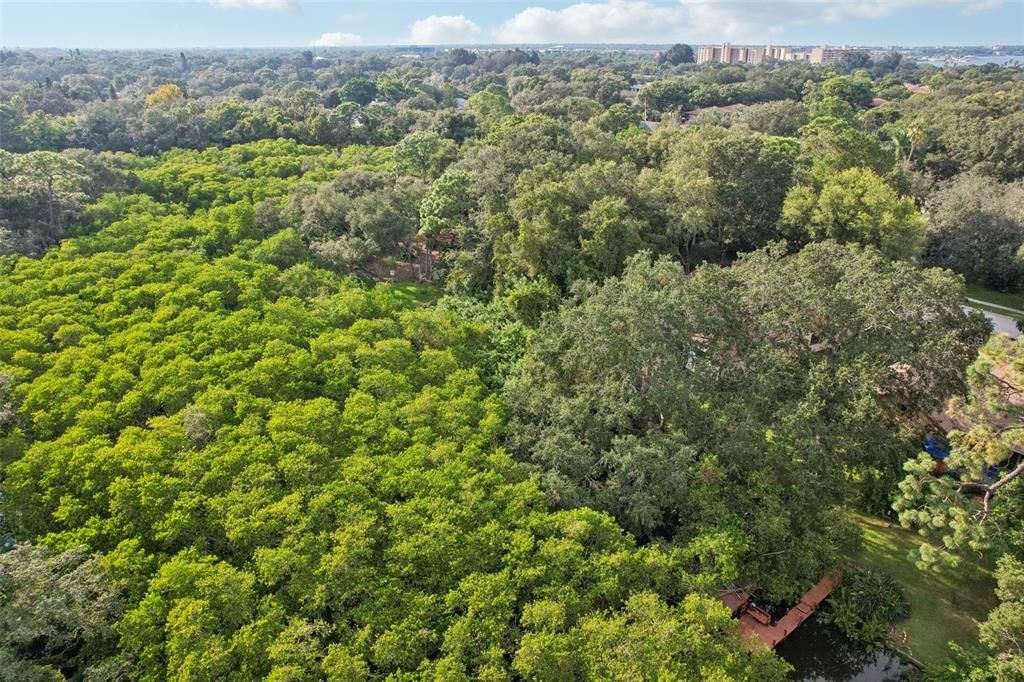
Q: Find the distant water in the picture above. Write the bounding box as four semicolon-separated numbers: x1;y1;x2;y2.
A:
776;613;914;682
920;55;1022;66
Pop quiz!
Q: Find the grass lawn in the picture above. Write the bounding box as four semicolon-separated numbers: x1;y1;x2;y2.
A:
844;513;998;669
963;283;1024;316
385;281;441;307
970;300;1024;322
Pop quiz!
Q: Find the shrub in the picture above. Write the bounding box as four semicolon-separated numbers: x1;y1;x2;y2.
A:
830;570;910;644
856;466;902;516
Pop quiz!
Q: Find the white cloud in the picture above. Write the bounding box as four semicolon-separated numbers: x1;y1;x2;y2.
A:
409;15;482;44
961;0;1003;15
493;1;689;43
311;32;362;47
208;0;297;10
491;0;1003;44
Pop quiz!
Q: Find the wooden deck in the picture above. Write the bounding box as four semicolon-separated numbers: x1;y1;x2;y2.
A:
720;574;841;650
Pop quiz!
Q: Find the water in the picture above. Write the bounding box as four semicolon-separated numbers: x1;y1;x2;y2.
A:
776;613;916;681
920;55;1023;67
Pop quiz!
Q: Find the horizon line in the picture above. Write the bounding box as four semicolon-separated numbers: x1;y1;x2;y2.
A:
4;43;1022;50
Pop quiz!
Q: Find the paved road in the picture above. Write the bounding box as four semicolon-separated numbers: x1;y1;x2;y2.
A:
966;306;1021;338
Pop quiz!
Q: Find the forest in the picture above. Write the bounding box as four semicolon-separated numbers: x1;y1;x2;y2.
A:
1;45;1023;681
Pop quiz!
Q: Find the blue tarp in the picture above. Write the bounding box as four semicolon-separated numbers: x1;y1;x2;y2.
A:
924;434;950;460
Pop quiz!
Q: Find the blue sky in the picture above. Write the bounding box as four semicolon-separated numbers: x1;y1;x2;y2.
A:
1;0;1022;48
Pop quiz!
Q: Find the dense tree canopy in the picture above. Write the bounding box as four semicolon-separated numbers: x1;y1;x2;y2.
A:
781;166;926;259
0;139;793;680
1;45;1022;680
506;244;988;597
0;545;122;679
659;44;695;66
921;173;1024;291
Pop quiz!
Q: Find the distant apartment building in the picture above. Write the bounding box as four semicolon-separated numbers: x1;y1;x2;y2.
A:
696;42;868;66
764;45;793;62
808;45;869;65
696;43;792;65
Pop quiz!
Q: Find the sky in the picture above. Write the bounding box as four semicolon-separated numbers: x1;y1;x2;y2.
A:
1;0;1022;49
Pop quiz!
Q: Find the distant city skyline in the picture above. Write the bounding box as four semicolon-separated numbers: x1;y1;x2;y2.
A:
1;0;1022;49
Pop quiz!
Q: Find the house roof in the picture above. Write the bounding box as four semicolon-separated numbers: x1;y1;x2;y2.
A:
686;104;742;116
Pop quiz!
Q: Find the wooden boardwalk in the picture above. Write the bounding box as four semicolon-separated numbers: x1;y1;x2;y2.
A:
720;574;841;650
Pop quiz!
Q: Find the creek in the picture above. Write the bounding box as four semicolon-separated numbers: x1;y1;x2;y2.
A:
776;612;916;681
